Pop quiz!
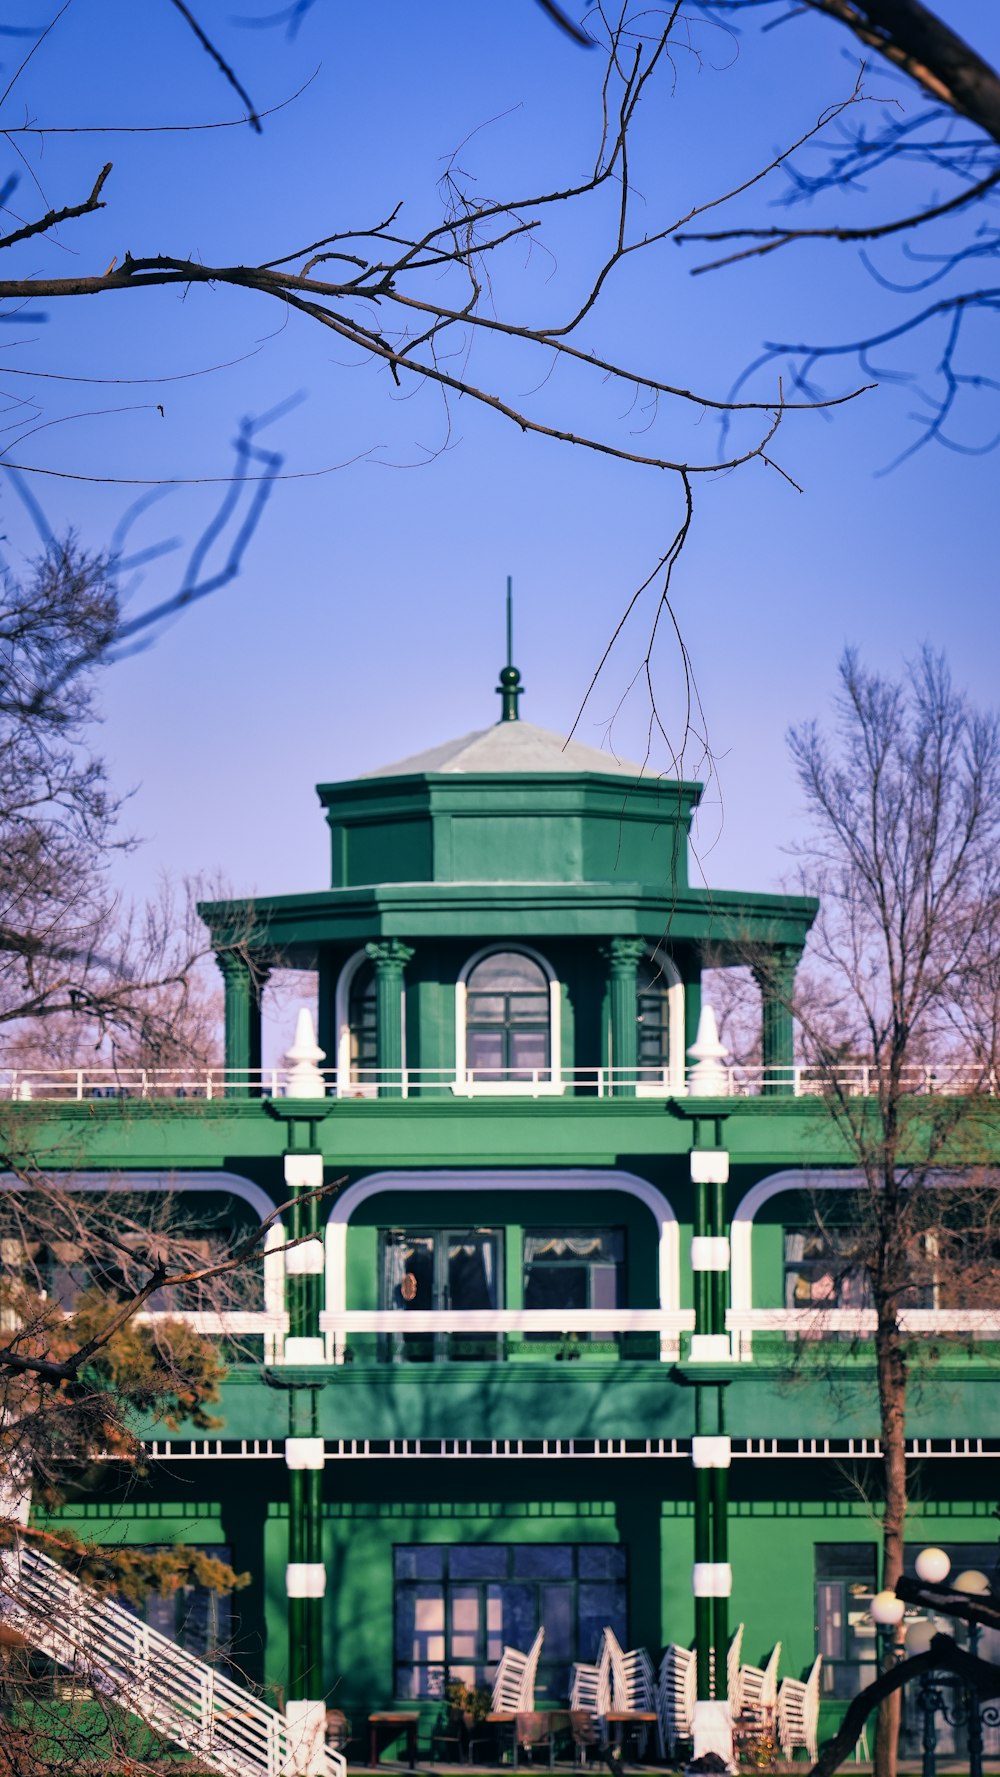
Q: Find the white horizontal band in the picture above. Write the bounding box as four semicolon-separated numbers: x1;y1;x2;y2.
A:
690;1236;730;1272
690;1150;730;1185
285;1437;326;1471
285;1239;325;1276
286;1563;327;1598
693;1562;732;1598
689;1334;732;1363
282;1336;326;1365
284;1154;324;1190
692;1436;732;1470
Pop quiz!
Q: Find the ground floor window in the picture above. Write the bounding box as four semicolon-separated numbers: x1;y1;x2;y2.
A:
816;1541;1000;1757
393;1543;626;1701
119;1545;234;1663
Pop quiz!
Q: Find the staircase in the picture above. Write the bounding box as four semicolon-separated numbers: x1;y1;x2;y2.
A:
0;1540;347;1777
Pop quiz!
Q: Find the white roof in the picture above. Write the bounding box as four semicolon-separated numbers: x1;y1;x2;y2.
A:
361;721;651;781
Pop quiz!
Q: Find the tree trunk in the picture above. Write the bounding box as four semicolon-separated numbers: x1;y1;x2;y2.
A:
873;1306;908;1777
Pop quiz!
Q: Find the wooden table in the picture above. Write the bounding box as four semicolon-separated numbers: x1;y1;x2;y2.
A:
368;1711;419;1768
487;1709;571;1769
606;1710;659;1763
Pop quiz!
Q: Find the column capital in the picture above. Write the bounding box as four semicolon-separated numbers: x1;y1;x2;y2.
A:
365;939;414;976
604;936;649;975
750;942;802;992
215;947;270;989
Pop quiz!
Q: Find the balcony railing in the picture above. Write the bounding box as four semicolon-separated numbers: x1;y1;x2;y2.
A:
2;1062;996;1102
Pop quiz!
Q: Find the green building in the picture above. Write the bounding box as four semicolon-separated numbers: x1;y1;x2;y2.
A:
10;661;1000;1769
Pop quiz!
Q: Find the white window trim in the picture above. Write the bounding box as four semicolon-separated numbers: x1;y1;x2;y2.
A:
0;1168;288;1362
324;1166;681;1361
454;943;562;1096
728;1167;995;1359
334;947;406;1098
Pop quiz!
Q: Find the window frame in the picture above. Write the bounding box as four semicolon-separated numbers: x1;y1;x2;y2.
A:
392;1541;627;1701
454;946;563;1096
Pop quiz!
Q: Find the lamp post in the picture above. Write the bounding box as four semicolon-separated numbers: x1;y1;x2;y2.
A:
906;1551;993;1777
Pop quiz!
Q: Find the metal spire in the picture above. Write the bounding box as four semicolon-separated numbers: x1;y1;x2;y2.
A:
496;574;523;721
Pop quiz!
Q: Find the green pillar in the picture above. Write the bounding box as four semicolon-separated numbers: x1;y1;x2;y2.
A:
366;939;414;1096
287;1386;324;1703
216;950;268;1096
606;937;647;1096
754;944;800;1095
683;956;702;1071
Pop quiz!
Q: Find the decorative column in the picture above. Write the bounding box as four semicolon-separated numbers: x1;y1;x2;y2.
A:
605;937;648;1096
687;1142;734;1770
216;950;269;1096
366;940;414;1096
752;945;800;1096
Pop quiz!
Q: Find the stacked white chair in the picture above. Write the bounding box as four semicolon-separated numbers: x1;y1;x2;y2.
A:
491;1625;546;1715
777;1654;822;1763
569;1659;609;1764
656;1643;696;1757
600;1626;660;1757
738;1640;781;1728
726;1623;745;1718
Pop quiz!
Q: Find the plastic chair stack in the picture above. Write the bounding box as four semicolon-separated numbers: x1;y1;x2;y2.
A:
777;1654;822;1763
656;1643;696;1757
491;1625;546;1715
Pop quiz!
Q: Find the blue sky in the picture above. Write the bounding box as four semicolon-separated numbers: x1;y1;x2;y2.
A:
2;0;997;933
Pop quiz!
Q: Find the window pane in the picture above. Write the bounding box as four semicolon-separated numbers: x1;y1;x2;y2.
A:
450;1587;480;1660
467;953;548;993
578;1546;626;1579
508;1031;550;1072
512;1545;574;1580
467;994;506;1023
466;1031;504;1073
448;1237;499;1311
541;1583;574;1664
499;1584;537;1651
578;1582;626;1661
395;1546;445;1581
450;1545;508;1580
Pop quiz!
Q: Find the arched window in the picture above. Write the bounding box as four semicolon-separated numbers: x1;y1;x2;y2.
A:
348;958;377;1084
465;951;551;1081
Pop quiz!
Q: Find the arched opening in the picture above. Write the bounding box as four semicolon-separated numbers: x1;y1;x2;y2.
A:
463;949;553;1083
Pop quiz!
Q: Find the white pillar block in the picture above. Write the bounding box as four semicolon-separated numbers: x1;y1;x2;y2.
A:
690;1236;731;1271
286;1698;328;1775
690;1699;734;1770
690;1149;730;1185
282;1336;326;1365
286;1563;327;1598
692;1562;732;1598
285;1437;326;1471
284;1153;324;1190
689;1333;732;1363
286;1238;325;1275
691;1436;732;1469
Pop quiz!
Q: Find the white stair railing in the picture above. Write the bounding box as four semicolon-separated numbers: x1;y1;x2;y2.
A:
0;1541;346;1777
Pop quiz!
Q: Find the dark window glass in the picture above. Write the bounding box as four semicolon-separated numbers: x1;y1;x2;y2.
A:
349;959;377;1080
523;1231;624;1342
785;1228;872;1313
636;958;672;1078
381;1228;502;1362
393;1544;626;1701
118;1545;233;1664
465;952;550;1081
